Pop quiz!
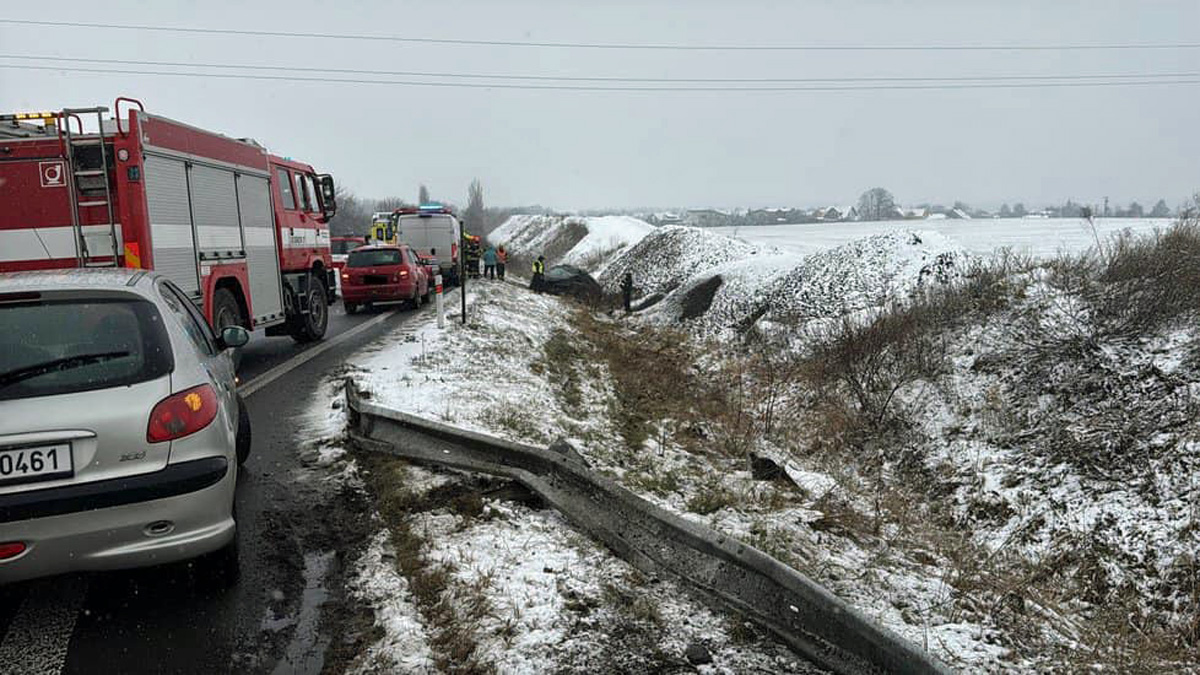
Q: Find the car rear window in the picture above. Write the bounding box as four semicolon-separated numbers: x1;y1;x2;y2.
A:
348;249;402;267
0;293;173;401
331;239;363;255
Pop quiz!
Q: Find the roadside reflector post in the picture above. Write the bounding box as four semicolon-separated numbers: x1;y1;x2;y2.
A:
435;274;445;328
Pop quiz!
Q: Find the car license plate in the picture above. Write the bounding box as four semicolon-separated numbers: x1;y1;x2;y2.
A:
0;443;73;487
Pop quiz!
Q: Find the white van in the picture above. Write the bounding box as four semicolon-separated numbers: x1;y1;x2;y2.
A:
391;205;463;284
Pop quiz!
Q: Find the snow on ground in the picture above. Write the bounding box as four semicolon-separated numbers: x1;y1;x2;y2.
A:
597;224;766;297
347;531;437;674
490;214;654;275
341;284;816;671
406;466;812;673
710;217;1173;257
346;280;1002;671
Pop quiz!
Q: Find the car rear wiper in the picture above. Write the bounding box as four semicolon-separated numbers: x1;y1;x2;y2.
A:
0;351;131;389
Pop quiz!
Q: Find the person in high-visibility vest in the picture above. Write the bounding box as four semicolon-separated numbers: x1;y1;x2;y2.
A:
531;255;546;293
496;246;508;280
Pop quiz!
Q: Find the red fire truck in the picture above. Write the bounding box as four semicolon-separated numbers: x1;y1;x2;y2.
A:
0;98;337;343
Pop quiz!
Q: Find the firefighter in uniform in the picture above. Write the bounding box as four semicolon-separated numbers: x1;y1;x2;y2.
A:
531;255;546;293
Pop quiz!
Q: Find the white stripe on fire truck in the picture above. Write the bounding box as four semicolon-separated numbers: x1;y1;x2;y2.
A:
0;225;122;262
148;223;195;248
280;227;330;249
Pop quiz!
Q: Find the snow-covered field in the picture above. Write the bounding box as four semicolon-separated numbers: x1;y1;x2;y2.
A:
711;217;1173;257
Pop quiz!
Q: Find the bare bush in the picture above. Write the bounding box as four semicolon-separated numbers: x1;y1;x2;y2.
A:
801;305;946;434
1096;221;1200;337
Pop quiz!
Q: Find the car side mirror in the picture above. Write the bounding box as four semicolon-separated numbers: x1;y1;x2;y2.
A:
317;174;337;219
218;325;250;350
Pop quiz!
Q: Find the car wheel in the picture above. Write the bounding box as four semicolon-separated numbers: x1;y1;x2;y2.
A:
235;394;251;466
212;288;245;368
345;302;359;315
290;276;329;343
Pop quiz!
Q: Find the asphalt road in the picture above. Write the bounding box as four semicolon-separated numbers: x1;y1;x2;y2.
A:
0;303;416;675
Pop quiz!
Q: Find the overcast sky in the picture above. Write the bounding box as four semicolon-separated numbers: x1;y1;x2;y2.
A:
2;1;1197;211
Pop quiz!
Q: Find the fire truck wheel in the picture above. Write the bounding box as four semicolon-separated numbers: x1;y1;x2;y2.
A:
291;277;329;343
213;288;245;367
344;301;359;315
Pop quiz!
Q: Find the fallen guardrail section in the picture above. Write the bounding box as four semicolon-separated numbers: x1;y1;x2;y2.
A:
346;381;952;675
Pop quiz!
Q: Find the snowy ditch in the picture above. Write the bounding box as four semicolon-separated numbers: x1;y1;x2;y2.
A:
346;385;947;673
302;288;824;673
309;215;1199;672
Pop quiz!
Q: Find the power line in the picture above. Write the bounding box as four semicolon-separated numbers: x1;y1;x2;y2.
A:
5;62;1200;92
2;18;1199;52
3;54;1197;84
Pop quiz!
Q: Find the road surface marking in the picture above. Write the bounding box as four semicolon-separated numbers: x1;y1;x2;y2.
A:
0;576;88;675
240;310;397;398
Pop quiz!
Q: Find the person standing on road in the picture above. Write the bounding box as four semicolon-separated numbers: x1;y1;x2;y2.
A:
483;245;498;280
497;246;508;280
531;255;546;293
621;272;634;312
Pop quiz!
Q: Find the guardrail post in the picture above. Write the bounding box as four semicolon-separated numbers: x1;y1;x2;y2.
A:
435;274;445;328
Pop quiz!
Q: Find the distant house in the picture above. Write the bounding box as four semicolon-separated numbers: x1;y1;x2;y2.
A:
903;207;929;220
684;209;731;228
949;208;972;220
820;206;840;221
658;212;683;225
839;206;859;221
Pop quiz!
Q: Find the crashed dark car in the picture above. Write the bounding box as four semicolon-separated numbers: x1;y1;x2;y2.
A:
536;265;604;301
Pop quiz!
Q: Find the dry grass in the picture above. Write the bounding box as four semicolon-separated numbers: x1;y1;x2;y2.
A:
358;452;496;674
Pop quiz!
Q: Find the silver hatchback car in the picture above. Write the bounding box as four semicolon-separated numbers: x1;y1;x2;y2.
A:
0;269;251;585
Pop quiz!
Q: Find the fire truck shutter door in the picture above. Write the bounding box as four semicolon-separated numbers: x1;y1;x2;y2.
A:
144;154;200;296
190;164;243;254
237;174;284;325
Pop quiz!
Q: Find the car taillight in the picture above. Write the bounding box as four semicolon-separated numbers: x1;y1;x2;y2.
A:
341;271;349;280
147;384;218;443
0;542;26;560
398;269;409;278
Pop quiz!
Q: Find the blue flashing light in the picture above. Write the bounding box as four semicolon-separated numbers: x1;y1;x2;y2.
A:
418;203;443;210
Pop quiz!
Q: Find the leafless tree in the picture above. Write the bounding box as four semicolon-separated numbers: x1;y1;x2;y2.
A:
856;187;897;221
418;184;430;204
463;178;484;232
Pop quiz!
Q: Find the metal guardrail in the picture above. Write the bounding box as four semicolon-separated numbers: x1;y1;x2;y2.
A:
346;380;953;675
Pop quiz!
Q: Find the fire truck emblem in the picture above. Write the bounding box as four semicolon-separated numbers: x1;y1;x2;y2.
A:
39;161;66;188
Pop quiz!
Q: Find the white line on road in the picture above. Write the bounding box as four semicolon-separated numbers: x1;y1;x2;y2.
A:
240;310;398;398
0;576;88;675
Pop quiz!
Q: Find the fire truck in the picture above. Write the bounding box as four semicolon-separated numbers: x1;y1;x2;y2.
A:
0;98;337;343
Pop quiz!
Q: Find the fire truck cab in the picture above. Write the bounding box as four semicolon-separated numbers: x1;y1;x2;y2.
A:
0;99;337;345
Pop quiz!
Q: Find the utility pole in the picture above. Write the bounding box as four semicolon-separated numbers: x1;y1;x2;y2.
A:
460;229;467;325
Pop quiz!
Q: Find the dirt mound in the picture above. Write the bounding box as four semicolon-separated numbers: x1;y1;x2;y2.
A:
643;230;969;336
599;225;760;299
678;275;723;320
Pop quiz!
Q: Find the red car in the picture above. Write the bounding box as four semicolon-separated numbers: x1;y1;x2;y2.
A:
330;235;368;272
340;245;430;314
